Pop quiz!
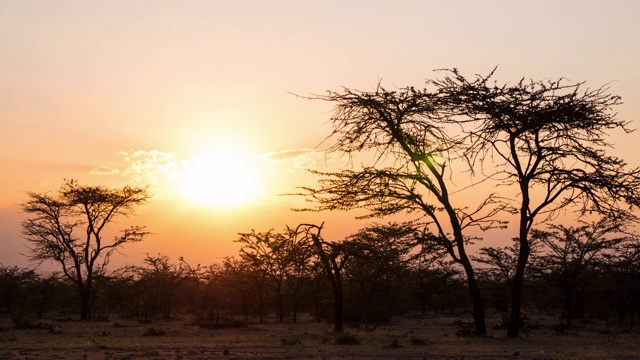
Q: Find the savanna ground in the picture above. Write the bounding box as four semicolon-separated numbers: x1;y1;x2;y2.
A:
0;314;638;360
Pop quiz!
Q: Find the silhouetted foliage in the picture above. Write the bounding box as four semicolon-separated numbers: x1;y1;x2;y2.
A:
410;252;465;315
20;179;150;320
134;254;185;322
343;222;417;323
599;239;640;329
236;227;313;323
214;257;256;321
297;83;511;336
92;267;136;319
296;223;351;332
0;265;39;327
533;218;633;328
433;68;640;337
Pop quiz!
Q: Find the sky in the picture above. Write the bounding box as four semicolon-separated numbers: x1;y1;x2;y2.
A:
1;0;640;270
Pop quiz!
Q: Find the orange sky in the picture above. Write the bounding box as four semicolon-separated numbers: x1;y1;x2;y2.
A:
2;1;640;271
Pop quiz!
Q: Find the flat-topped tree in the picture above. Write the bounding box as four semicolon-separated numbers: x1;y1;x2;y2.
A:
21;179;149;320
297;85;509;337
235;227;312;323
433;69;640;337
533;217;632;330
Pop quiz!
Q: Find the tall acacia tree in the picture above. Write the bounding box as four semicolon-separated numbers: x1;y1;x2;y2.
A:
434;69;640;337
298;85;508;336
21;179;149;320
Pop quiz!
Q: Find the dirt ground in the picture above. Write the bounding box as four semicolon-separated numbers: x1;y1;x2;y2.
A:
0;314;638;359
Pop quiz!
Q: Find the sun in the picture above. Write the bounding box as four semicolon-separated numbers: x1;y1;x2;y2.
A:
179;150;260;207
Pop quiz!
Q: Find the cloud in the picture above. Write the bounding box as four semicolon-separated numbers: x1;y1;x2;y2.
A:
261;148;325;172
89;166;120;175
118;149;179;184
261;148;316;161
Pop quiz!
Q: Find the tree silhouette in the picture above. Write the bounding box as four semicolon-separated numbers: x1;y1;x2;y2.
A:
474;238;543;291
215;256;255;322
297;85;508;336
21;179;149;320
434;69;640;337
344;222;417;323
600;238;640;328
296;223;351;332
135;254;184;321
236;228;310;322
533;218;631;329
0;265;39;326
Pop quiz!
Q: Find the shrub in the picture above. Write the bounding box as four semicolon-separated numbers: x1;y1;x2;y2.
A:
335;333;360;345
142;327;166;336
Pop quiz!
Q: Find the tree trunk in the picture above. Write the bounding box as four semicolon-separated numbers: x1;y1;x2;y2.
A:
459;256;486;336
258;288;264;323
277;287;284;322
292;300;298;323
79;286;91;321
565;291;573;329
241;291;249;322
446;203;487;337
334;275;344;333
507;235;530;338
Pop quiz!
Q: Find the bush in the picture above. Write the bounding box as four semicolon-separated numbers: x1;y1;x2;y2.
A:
142;327;166;336
335;333;360;345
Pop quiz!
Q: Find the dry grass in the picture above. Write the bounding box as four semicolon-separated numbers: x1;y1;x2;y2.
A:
0;314;638;359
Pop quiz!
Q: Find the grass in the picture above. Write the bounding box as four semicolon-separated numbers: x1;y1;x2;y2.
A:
0;314;637;359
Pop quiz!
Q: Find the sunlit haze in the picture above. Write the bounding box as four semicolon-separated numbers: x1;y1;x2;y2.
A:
1;1;639;271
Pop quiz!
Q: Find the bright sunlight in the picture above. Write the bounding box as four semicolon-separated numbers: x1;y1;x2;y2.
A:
179;150;259;207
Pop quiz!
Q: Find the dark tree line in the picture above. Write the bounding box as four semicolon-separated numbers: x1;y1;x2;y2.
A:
3;221;640;335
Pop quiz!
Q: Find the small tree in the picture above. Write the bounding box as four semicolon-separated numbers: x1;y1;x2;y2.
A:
533;218;630;329
0;265;39;327
21;179;149;320
600;239;640;329
296;223;351;332
215;256;255;321
134;254;185;321
344;222;417;323
236;229;300;322
283;229;314;323
410;252;463;315
474;238;543;291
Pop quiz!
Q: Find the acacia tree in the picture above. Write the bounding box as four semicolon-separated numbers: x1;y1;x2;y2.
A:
600;238;640;328
344;222;417;323
298;85;508;336
134;254;185;321
474;238;543;291
434;69;640;337
532;218;630;329
236;228;306;322
295;223;352;332
283;230;314;323
411;251;462;316
21;179;149;320
214;257;255;321
0;265;39;326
